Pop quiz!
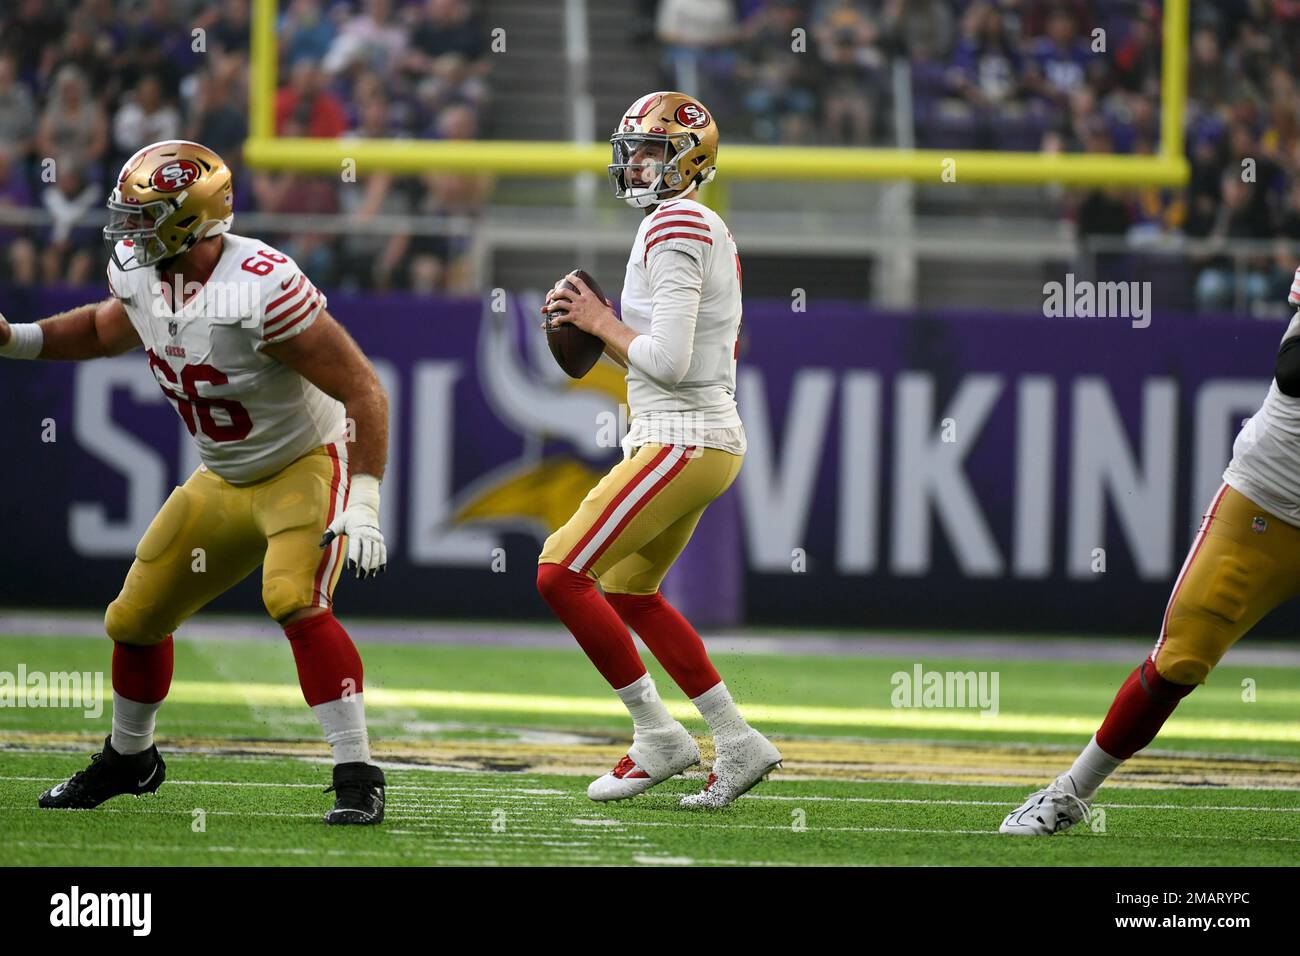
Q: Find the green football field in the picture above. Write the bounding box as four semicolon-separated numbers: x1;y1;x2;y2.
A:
2;627;1298;866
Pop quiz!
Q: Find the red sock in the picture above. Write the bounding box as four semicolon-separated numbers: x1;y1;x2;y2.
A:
1095;658;1197;759
111;635;174;704
537;563;646;688
606;591;721;698
284;612;363;706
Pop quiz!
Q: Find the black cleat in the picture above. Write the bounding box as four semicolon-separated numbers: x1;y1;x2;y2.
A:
323;762;386;825
38;736;166;809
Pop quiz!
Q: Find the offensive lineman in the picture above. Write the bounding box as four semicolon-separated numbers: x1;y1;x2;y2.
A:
538;92;781;807
0;141;390;824
1002;270;1300;834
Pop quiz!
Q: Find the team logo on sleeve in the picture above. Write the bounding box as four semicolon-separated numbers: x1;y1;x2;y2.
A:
674;103;710;129
150;159;201;192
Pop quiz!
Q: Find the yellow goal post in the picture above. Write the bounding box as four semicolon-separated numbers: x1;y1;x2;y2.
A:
244;0;1188;188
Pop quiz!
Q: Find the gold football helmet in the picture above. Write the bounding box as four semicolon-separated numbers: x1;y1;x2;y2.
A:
608;91;719;209
104;140;234;270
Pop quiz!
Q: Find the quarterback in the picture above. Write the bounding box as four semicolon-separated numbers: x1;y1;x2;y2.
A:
0;141;390;824
1002;269;1300;834
538;92;781;807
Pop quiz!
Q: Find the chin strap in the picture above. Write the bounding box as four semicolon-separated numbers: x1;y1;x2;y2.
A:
626;178;708;210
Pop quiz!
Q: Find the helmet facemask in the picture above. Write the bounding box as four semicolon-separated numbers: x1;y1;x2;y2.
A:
104;196;190;270
609;132;702;209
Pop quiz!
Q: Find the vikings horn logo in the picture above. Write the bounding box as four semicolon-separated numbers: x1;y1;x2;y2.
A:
446;293;627;535
151;159;201;192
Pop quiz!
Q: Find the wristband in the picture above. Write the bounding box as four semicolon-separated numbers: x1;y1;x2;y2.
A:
0;323;42;359
348;474;381;521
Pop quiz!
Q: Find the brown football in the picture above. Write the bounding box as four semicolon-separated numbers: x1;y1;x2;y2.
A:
545;269;610;379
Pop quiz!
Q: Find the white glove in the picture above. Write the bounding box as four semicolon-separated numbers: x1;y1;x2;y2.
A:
319;474;387;579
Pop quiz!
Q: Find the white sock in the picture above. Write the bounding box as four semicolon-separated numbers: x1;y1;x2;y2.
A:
692;681;749;742
615;674;675;735
312;694;372;764
1061;736;1125;800
110;692;162;755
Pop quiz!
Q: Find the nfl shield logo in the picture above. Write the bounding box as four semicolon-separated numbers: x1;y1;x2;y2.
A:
168;320;178;337
1252;516;1267;534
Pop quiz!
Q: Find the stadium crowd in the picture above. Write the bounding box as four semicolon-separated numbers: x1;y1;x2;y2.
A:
0;0;1297;310
0;0;491;292
657;0;1300;311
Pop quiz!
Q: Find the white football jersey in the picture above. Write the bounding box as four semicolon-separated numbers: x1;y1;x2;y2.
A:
1224;310;1300;528
620;196;745;455
108;232;345;485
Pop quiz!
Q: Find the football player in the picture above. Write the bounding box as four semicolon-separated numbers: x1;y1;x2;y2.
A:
537;92;781;807
1002;271;1300;834
0;141;390;824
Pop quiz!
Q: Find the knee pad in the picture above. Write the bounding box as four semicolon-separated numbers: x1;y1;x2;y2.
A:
1153;653;1212;686
104;598;170;646
263;575;312;624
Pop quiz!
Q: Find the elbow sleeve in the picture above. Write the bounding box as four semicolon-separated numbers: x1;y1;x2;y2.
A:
1277;336;1300;397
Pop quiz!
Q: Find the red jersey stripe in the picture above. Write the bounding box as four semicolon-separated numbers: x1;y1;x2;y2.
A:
265;288;318;329
266;273;307;312
650;208;704;223
265;294;321;340
646;218;712;238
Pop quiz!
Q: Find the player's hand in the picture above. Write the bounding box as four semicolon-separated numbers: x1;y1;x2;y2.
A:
318;474;387;579
0;314;11;349
541;274;615;335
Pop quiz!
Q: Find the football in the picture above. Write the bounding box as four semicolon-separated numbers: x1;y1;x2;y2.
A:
545;269;609;379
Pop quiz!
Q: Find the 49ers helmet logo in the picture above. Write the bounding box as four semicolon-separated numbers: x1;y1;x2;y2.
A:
674;103;710;129
150;159;201;192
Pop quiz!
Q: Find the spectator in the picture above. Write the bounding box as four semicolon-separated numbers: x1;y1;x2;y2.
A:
40;156;99;286
279;0;338;70
0;146;36;285
323;0;408;79
188;60;249;166
738;0;818;144
882;0;954;66
252;115;340;283
410;103;494;292
0;54;36;159
337;97;412;291
656;0;741;119
1023;5;1098;112
1192;170;1274;312
113;74;181;158
813;0;884;144
275;59;348;138
0;0;64;81
35;66;108;183
405;0;490;122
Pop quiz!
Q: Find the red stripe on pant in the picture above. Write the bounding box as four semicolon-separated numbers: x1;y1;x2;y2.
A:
312;444;345;606
606;592;721;698
537;563;646;689
562;446;676;570
112;635;174;704
284;611;364;706
575;447;693;574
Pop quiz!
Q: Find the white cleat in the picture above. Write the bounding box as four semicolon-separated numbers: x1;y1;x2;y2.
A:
681;729;782;809
587;724;700;802
1000;775;1092;835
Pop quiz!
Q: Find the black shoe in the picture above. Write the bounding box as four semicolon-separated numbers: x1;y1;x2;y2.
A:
323;762;385;825
38;736;166;809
